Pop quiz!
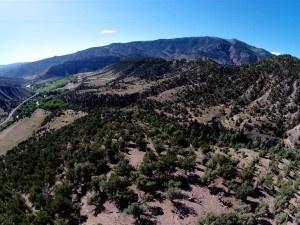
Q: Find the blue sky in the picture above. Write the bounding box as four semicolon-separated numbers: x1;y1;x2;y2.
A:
0;0;299;65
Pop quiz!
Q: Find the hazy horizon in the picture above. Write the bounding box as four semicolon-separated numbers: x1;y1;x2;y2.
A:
0;0;299;65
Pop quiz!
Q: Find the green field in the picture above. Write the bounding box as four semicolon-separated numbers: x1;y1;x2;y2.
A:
35;76;77;93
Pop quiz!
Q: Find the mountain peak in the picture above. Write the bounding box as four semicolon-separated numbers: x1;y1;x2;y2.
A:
0;37;273;79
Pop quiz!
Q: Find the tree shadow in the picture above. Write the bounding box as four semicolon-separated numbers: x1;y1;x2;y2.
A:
93;204;105;216
173;201;197;218
148;206;164;216
153;192;166;203
208;185;231;197
69;215;87;225
79;215;88;224
266;211;274;220
196;165;205;172
74;185;89;202
127;144;136;148
180;193;190;201
261;188;276;198
187;173;201;185
256;219;273;225
137;217;157;225
244;199;259;212
173;173;201;192
174;175;192;191
251;188;265;199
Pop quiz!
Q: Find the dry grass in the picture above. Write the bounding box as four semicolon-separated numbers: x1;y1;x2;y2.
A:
40;109;87;132
0;109;87;155
63;82;81;90
80;69;118;88
0;109;49;154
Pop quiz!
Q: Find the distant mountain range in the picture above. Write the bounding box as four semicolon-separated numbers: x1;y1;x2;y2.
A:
0;37;273;79
0;62;26;73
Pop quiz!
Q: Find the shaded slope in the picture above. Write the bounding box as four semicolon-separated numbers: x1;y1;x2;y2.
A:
0;77;33;112
43;56;121;78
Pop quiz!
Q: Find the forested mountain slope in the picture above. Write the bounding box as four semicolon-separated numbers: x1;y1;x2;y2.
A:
1;55;300;225
75;55;300;146
162;55;300;141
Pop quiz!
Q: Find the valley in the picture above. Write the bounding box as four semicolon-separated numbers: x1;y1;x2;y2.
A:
0;93;38;128
0;77;33;118
0;38;300;225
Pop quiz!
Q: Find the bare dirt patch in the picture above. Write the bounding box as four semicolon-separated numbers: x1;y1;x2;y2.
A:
63;82;81;90
150;86;184;102
81;194;135;225
98;78;155;95
284;124;300;149
146;185;231;225
126;148;145;169
80;182;230;225
81;69;118;89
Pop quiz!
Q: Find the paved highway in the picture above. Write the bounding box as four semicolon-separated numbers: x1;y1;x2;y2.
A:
0;93;39;128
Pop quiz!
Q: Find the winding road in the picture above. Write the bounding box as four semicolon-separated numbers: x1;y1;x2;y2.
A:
0;93;39;128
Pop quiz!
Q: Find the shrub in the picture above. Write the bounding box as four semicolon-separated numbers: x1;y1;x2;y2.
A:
275;212;289;225
125;202;146;222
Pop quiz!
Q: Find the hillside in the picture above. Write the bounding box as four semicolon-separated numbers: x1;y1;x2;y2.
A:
0;77;33;114
2;55;300;225
0;37;273;79
43;56;120;78
106;55;300;143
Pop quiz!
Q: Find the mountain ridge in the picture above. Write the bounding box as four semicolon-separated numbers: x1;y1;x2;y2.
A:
0;37;273;79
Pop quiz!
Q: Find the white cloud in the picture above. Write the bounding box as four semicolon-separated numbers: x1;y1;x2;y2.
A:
271;51;281;56
101;29;117;34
